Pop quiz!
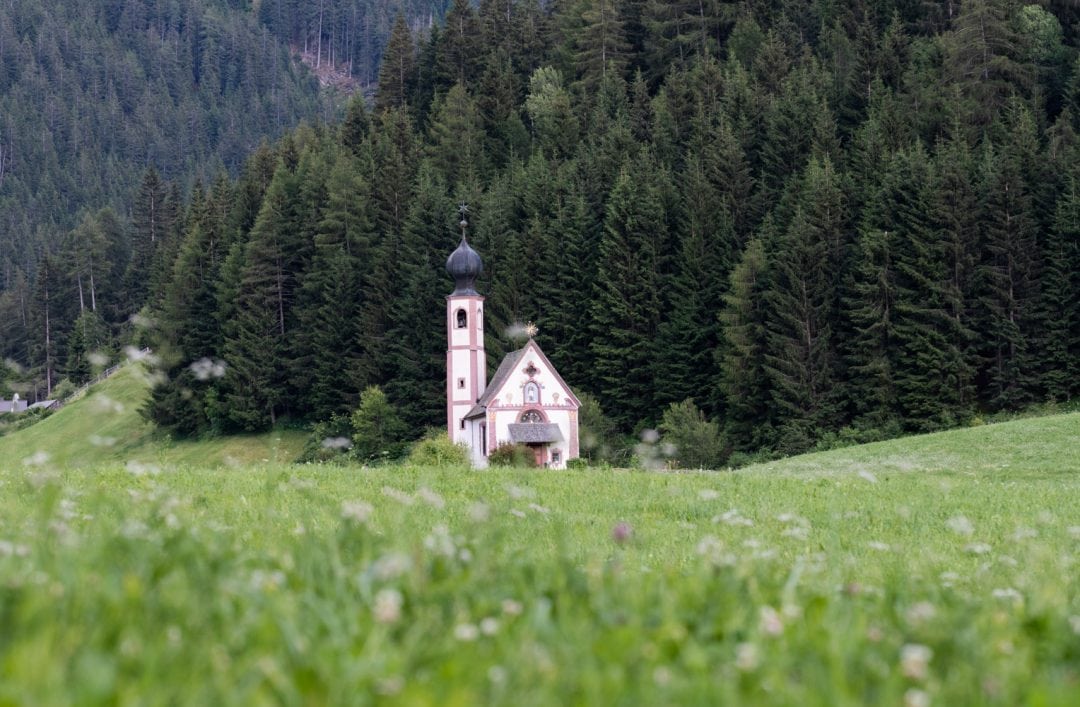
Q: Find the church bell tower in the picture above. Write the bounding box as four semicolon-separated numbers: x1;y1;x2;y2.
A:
445;207;486;442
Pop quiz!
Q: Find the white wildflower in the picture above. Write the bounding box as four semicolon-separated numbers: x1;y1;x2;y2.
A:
946;515;974;536
22;451;50;467
454;623;479;642
0;540;29;557
735;642;759;671
698;489;720;501
965;543;992;555
372;553;411;581
696;535;736;567
417;486;446;509
906;601;936;626
939;571;960;587
468;502;491;522
250;570;285;592
423;524;456;558
506;484;533;500
373;588;403;624
781;525;809;540
321;437;352;450
381;486;415;505
509;509;526;518
341;500;373;524
488;666;508;684
759;606;784;637
653;666;672;687
125;461;161;477
991;587;1022;602
857;470;878;484
1068;616;1080;635
867;541;891;551
714;509;754;527
376;676;404;696
480;617;499;636
501;599;523;616
904;688;931;707
528;503;550;515
1010;526;1037;541
900;644;933;681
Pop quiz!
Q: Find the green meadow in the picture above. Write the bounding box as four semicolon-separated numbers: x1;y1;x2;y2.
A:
0;369;1077;704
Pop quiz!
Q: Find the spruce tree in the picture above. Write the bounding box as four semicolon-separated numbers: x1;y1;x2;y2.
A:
375;14;416;112
588;156;669;428
718;233;772;451
975;141;1040;410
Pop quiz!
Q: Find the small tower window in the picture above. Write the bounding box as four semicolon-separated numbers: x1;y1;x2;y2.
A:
458;378;466;389
524;381;540;404
520;409;543;423
456;309;467;328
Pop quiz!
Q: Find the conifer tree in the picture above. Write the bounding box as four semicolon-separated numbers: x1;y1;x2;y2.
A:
761;159;845;452
719;233;772;451
436;0;482;90
654;151;732;413
376;14;416;112
1039;171;1080;400
975;141;1040;410
293;149;374;419
220;158;312;431
574;0;630;93
383;163;456;431
589;156;669;427
124;168;173;312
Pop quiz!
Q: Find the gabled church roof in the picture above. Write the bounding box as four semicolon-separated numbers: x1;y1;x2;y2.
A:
463;339;581;419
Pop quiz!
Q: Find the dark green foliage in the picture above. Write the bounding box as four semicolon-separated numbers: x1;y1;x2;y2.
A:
589;155;671;428
351;386;408;462
0;0;324;291
658;398;726;470
11;0;1074;461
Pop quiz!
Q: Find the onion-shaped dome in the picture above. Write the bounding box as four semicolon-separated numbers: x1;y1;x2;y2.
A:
446;236;483;296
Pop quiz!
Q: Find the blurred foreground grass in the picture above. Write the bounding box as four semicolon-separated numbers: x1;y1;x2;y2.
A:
0;421;1078;705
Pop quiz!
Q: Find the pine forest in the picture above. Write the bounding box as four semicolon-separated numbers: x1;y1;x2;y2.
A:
2;0;1080;465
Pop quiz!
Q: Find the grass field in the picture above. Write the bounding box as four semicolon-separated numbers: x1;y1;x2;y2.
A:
0;398;1077;704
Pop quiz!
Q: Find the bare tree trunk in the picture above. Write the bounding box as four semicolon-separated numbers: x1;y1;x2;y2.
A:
89;258;97;312
316;0;324;68
44;281;52;397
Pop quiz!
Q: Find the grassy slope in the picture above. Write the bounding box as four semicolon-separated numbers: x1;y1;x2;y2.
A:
746;411;1080;479
0;364;305;470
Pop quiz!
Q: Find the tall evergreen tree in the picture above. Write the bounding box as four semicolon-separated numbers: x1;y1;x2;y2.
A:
718;232;772;451
589;155;670;427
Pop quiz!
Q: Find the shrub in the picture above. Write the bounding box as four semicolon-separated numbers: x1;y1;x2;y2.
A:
566;457;590;470
576;391;626;463
351;386;408;462
408;429;469;467
659;399;727;470
295;414;353;464
487;442;537;468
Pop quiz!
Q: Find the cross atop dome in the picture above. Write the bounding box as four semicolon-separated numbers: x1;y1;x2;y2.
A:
446;205;482;296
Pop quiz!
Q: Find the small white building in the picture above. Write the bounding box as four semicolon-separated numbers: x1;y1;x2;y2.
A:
445;218;580;468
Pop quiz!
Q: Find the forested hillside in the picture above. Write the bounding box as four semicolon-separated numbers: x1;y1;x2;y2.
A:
257;0;452;86
5;0;1080;462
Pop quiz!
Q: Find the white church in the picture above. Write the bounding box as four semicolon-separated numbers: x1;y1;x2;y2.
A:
445;215;580;469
